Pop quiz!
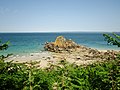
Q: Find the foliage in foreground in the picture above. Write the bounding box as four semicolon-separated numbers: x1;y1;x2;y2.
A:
0;56;120;90
103;32;120;47
0;40;9;59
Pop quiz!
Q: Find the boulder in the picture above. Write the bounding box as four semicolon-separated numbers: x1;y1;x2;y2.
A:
54;36;66;48
44;36;80;52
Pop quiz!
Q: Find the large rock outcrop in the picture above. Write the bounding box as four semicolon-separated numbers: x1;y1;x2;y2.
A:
44;36;80;52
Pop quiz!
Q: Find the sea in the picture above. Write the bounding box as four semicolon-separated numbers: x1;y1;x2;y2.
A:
0;32;120;56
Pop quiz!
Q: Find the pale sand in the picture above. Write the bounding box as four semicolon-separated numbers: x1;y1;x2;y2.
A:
5;48;120;68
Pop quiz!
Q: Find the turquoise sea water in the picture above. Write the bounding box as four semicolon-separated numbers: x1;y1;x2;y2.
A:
0;32;120;55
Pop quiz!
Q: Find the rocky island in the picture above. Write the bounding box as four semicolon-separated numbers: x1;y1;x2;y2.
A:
44;36;80;52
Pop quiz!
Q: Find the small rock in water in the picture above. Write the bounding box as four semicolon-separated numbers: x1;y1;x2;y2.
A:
31;54;33;56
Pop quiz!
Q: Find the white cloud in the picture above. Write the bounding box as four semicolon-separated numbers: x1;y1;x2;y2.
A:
0;7;9;14
0;7;18;15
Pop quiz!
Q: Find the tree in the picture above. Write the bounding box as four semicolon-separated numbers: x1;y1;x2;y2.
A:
103;33;120;47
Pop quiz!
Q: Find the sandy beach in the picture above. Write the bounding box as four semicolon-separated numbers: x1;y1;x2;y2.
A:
5;47;120;68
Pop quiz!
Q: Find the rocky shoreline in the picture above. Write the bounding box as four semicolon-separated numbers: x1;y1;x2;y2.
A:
5;36;120;68
5;48;120;68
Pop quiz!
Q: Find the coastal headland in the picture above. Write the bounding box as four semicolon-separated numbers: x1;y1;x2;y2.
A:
5;36;120;68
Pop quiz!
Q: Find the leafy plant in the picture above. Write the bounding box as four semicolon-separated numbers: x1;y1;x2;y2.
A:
103;33;120;47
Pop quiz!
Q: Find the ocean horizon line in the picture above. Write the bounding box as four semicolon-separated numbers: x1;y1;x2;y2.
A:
0;31;119;33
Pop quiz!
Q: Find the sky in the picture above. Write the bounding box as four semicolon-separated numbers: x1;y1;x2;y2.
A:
0;0;120;32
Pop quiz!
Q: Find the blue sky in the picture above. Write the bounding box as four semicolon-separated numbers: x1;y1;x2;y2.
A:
0;0;120;32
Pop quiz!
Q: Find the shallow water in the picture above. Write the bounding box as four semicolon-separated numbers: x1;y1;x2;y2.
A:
0;32;120;55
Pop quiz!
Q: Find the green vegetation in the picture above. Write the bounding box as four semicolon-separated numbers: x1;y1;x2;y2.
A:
0;40;9;59
103;33;120;47
0;37;120;90
0;56;120;89
0;40;9;51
